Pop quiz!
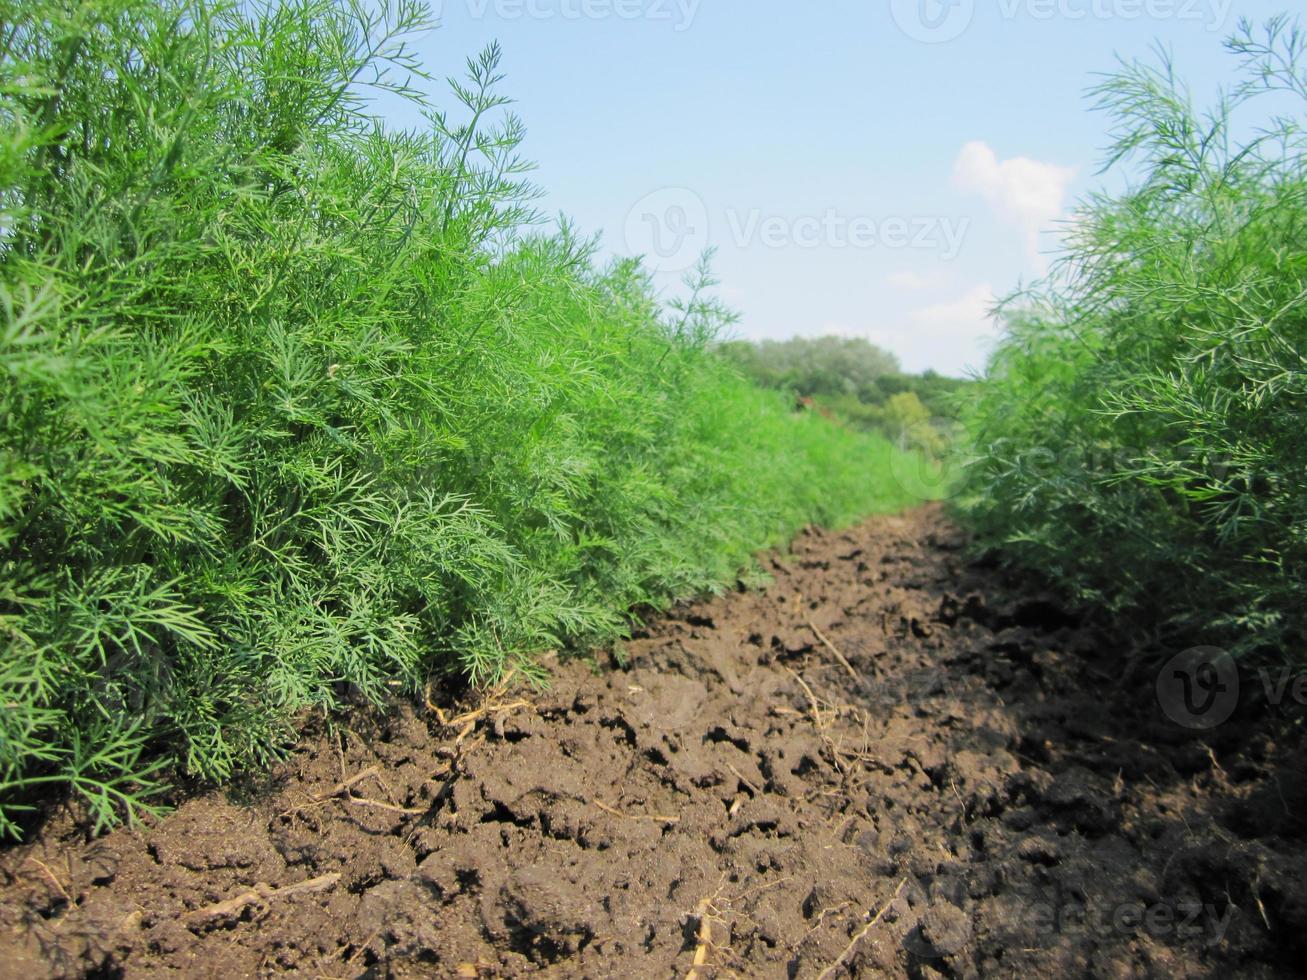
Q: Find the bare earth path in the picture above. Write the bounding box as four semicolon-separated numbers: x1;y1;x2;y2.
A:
2;506;1305;978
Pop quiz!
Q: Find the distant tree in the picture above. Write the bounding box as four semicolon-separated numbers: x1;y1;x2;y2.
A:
880;391;944;454
717;336;901;400
718;335;970;451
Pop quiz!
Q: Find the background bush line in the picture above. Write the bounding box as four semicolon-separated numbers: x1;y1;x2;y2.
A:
959;16;1305;663
0;0;921;836
717;336;972;454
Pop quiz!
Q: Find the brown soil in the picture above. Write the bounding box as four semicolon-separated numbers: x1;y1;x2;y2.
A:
3;506;1306;979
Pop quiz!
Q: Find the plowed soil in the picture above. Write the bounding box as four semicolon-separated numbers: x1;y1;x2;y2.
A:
3;506;1306;978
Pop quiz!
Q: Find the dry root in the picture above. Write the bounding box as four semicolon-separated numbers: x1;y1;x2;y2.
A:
429;669;534;743
25;857;72;905
280;765;425;820
805;616;864;683
593;798;680;824
814;878;907;980
684;895;718;980
183;872;341;930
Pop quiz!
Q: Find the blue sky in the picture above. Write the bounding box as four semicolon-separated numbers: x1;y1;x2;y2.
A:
380;0;1289;375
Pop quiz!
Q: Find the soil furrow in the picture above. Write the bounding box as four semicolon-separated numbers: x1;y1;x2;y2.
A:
2;505;1304;978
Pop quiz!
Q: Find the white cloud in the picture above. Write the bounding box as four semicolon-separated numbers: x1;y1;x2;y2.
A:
811;285;998;377
910;283;996;333
902;283;1000;375
885;270;940;291
716;283;749;306
952;141;1076;260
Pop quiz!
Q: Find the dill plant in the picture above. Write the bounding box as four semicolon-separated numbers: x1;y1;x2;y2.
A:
961;17;1306;659
0;0;916;836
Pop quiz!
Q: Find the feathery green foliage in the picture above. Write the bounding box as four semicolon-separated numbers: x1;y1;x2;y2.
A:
960;17;1306;657
0;0;917;836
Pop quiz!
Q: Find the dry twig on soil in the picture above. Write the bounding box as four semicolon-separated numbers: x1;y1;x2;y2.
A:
684;897;715;980
183;872;342;929
726;762;762;796
431;669;534;743
805;616;863;683
25;857;72;904
312;765;380;801
593;799;680;824
784;667;828;729
795;901;853;949
344;796;425;816
280;765;425;820
815;878;907;980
